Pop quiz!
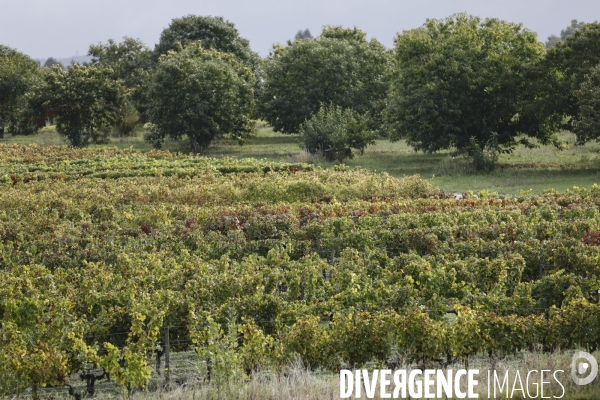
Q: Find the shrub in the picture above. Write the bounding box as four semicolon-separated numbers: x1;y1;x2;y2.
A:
299;105;375;162
467;135;499;172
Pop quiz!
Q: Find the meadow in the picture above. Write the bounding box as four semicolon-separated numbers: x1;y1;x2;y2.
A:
4;122;600;195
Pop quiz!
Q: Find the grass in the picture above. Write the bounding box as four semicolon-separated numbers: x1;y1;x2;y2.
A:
3;122;600;195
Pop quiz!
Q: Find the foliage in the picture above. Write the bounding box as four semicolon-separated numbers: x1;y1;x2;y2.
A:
319;25;367;42
258;26;390;134
191;317;246;386
543;22;600;139
153;15;259;71
36;64;123;147
545;19;586;47
466;133;501;172
88;37;153;130
294;29;313;40
42;57;63;69
89;37;152;86
152;15;262;105
0;45;41;135
299;104;375;162
146;43;256;152
113;102;140;138
0;264;93;397
572;64;600;141
545;35;561;49
387;13;558;167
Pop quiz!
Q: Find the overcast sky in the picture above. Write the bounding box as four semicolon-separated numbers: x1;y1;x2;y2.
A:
1;0;599;59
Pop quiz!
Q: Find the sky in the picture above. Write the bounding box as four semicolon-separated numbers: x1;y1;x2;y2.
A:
1;0;599;59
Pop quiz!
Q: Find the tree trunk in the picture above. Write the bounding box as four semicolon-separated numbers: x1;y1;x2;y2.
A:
0;126;4;139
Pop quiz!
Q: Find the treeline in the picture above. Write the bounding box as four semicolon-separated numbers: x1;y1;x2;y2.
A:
1;14;600;168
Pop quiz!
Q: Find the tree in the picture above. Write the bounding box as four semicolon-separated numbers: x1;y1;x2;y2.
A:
146;43;256;153
258;26;390;134
386;14;556;165
320;25;366;42
88;37;153;134
38;64;123;147
0;45;40;138
294;29;313;40
42;57;63;69
545;35;561;48
89;37;152;90
153;15;259;70
572;65;600;142
543;22;600;140
545;19;586;47
300;104;375;162
153;15;262;112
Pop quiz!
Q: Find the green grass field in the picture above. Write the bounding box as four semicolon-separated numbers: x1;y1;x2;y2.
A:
3;122;600;195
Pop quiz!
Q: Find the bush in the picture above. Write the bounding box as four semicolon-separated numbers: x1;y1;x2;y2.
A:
467;135;500;172
112;102;141;138
299;105;375;162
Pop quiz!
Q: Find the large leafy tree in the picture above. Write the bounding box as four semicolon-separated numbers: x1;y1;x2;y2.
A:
146;43;256;153
37;64;123;147
543;22;600;141
153;15;259;70
89;37;152;93
258;26;390;134
88;37;153;134
153;15;262;110
0;45;40;137
572;65;600;142
386;14;556;157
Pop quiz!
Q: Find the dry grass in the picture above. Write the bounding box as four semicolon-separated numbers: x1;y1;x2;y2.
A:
33;350;599;399
124;351;600;400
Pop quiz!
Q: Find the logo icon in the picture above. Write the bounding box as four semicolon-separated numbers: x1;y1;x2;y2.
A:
571;351;598;386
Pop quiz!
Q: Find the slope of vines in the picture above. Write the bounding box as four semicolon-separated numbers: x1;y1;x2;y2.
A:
0;144;599;396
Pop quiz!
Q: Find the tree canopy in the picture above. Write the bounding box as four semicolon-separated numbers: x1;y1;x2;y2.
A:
88;37;153;132
258;26;390;134
42;57;62;69
543;22;600;140
572;65;600;142
294;29;313;40
38;64;123;147
146;43;256;152
0;45;40;136
89;37;152;88
545;19;586;47
386;14;555;158
153;15;259;70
